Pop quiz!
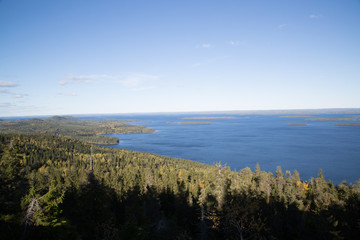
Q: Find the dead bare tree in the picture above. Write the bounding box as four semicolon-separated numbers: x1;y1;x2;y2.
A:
21;197;41;240
9;139;14;150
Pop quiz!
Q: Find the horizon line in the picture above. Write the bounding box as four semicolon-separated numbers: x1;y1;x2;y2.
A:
1;107;360;119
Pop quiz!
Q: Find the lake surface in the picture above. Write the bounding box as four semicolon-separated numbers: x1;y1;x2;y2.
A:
92;113;359;184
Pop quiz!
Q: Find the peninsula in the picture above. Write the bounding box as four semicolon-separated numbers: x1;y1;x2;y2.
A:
0;116;155;145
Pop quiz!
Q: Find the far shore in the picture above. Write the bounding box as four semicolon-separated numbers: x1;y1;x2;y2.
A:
335;123;360;126
280;116;311;118
182;117;235;120
176;121;212;125
286;122;307;125
306;118;353;121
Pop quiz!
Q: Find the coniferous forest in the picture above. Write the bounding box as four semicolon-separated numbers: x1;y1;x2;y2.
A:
1;133;360;239
0;116;155;145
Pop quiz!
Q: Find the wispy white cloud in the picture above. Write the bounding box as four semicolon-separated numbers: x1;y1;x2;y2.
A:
192;56;229;67
58;73;109;86
0;102;52;117
0;88;27;98
227;40;246;46
66;73;93;82
278;24;288;30
309;14;322;19
132;86;155;92
0;81;17;87
197;43;213;49
57;73;159;92
58;92;77;96
58;81;68;86
192;62;202;67
121;73;159;88
12;93;28;98
0;102;15;109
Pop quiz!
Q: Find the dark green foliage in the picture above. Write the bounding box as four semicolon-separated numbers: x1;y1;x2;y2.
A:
0;133;359;239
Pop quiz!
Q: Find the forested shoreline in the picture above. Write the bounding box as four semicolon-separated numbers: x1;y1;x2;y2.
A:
0;116;155;145
1;133;359;239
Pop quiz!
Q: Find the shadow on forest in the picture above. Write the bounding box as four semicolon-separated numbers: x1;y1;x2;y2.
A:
61;173;201;240
1;134;359;239
19;173;200;240
11;173;360;240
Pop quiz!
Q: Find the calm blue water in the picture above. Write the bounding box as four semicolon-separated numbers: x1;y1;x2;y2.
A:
91;113;359;184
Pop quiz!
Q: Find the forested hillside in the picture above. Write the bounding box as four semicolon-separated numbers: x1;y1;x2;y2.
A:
0;134;359;239
0;116;154;145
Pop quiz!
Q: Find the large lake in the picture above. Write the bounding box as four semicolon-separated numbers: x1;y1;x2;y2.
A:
93;113;359;184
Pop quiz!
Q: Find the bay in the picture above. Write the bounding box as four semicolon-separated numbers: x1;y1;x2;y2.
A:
94;113;360;184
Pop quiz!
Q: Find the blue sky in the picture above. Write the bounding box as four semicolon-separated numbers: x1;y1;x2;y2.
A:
0;0;359;117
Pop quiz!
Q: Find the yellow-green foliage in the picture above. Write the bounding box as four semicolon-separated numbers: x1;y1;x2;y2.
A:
0;133;360;240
